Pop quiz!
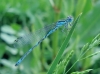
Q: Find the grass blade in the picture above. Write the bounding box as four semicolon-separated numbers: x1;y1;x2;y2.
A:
47;13;82;74
71;69;93;74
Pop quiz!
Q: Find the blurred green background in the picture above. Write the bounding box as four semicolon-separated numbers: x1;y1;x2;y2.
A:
0;0;100;74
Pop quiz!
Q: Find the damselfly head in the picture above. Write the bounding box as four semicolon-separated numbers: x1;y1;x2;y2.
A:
67;16;73;22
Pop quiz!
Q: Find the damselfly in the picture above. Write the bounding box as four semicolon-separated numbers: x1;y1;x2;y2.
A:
14;16;73;66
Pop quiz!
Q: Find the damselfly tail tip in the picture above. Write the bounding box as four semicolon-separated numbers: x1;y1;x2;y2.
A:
15;64;17;66
15;63;18;66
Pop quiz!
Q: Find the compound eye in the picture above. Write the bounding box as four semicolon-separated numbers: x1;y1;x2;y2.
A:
67;16;73;22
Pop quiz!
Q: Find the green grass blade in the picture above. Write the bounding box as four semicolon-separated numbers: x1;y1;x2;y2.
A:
47;13;82;74
80;51;100;61
71;69;93;74
53;50;74;74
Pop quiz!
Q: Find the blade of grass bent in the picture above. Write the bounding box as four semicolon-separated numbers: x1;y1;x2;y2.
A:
47;13;82;74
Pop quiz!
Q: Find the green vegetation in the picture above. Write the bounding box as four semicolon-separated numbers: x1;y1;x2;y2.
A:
0;0;100;74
